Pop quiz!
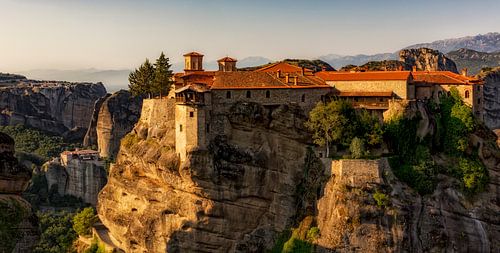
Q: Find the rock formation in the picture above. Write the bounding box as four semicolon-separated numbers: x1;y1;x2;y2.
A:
478;67;500;130
315;156;500;252
400;48;458;73
43;156;107;206
97;99;500;252
0;132;39;252
0;80;107;140
84;90;142;159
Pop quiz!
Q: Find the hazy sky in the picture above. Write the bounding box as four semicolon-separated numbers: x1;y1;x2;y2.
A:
1;0;499;71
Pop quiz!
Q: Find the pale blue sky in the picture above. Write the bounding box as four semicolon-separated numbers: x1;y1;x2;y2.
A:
1;0;499;71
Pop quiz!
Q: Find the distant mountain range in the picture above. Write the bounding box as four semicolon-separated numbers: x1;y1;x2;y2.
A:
447;48;500;75
15;32;500;92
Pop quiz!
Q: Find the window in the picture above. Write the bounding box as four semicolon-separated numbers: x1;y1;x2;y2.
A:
301;94;305;102
179;124;183;132
226;91;231;99
246;90;251;98
465;90;470;98
266;90;270;98
478;98;481;104
477;85;481;91
189;111;194;117
438;91;443;97
206;124;210;133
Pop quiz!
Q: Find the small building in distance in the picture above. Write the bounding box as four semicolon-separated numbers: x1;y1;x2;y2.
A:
60;149;100;167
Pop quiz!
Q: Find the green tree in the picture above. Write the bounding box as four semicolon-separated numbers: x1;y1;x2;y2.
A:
34;211;77;253
349;137;365;159
153;52;174;98
306;100;357;157
72;207;99;237
129;59;155;98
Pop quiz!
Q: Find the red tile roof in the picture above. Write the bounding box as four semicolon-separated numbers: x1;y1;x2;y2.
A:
210;72;330;90
183;52;204;57
217;57;237;62
315;71;412;81
256;62;313;74
412;71;482;85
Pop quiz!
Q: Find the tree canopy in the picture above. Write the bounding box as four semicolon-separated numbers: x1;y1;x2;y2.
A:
129;52;174;98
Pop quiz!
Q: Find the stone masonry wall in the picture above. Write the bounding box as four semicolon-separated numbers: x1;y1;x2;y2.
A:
330;159;387;187
326;80;409;99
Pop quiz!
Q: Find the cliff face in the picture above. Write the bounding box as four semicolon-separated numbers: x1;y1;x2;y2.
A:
400;48;458;73
97;99;500;252
0;132;39;252
315;156;500;252
0;81;106;140
44;158;107;206
98;99;315;252
478;67;500;130
84;90;142;159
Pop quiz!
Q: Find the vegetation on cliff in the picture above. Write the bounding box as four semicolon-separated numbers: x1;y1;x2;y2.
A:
0;198;29;252
386;87;488;195
306;100;383;157
0;125;78;163
34;211;77;253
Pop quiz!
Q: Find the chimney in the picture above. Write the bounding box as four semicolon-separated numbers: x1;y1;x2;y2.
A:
412;66;417;72
285;74;290;83
294;76;298;85
398;65;403;71
301;67;305;76
461;68;468;76
277;70;281;78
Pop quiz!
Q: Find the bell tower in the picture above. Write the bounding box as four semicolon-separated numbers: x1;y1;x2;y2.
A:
184;52;204;72
217;57;237;72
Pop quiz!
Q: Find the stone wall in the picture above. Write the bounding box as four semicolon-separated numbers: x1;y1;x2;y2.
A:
329;158;386;187
325;80;409;99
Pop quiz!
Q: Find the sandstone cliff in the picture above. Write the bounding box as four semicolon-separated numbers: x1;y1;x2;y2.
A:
0;80;107;140
97;99;500;252
0;132;39;252
84;90;142;159
400;48;458;73
478;67;500;130
98;99;316;252
43;157;107;206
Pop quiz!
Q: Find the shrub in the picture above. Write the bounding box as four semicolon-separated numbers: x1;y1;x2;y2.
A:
73;207;99;237
350;137;365;159
373;191;389;208
458;157;489;194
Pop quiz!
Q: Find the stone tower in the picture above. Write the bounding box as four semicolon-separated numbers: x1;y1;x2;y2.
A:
217;57;237;72
174;85;210;162
184;52;204;72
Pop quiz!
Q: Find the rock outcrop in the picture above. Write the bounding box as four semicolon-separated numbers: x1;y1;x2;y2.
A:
0;132;39;252
315;156;500;252
84;90;142;159
478;67;500;130
43;157;107;206
400;48;458;73
0;80;106;140
97;99;500;252
98;99;316;252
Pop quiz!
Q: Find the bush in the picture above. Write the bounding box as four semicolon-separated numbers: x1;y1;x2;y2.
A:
458;158;489;194
373;191;390;208
350;137;365;159
73;207;99;237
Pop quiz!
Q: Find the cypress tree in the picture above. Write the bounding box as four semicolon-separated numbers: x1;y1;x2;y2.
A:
128;59;155;98
153;52;174;98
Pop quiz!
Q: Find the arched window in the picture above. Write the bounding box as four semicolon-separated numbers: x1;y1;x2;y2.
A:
266;90;270;98
465;90;470;98
438;91;443;97
246;90;251;98
301;94;305;102
226;91;231;99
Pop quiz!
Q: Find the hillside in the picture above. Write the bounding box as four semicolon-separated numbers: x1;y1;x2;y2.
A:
447;48;500;75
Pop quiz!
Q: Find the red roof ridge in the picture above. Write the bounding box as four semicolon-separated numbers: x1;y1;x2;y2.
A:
183;52;204;57
217;56;237;62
